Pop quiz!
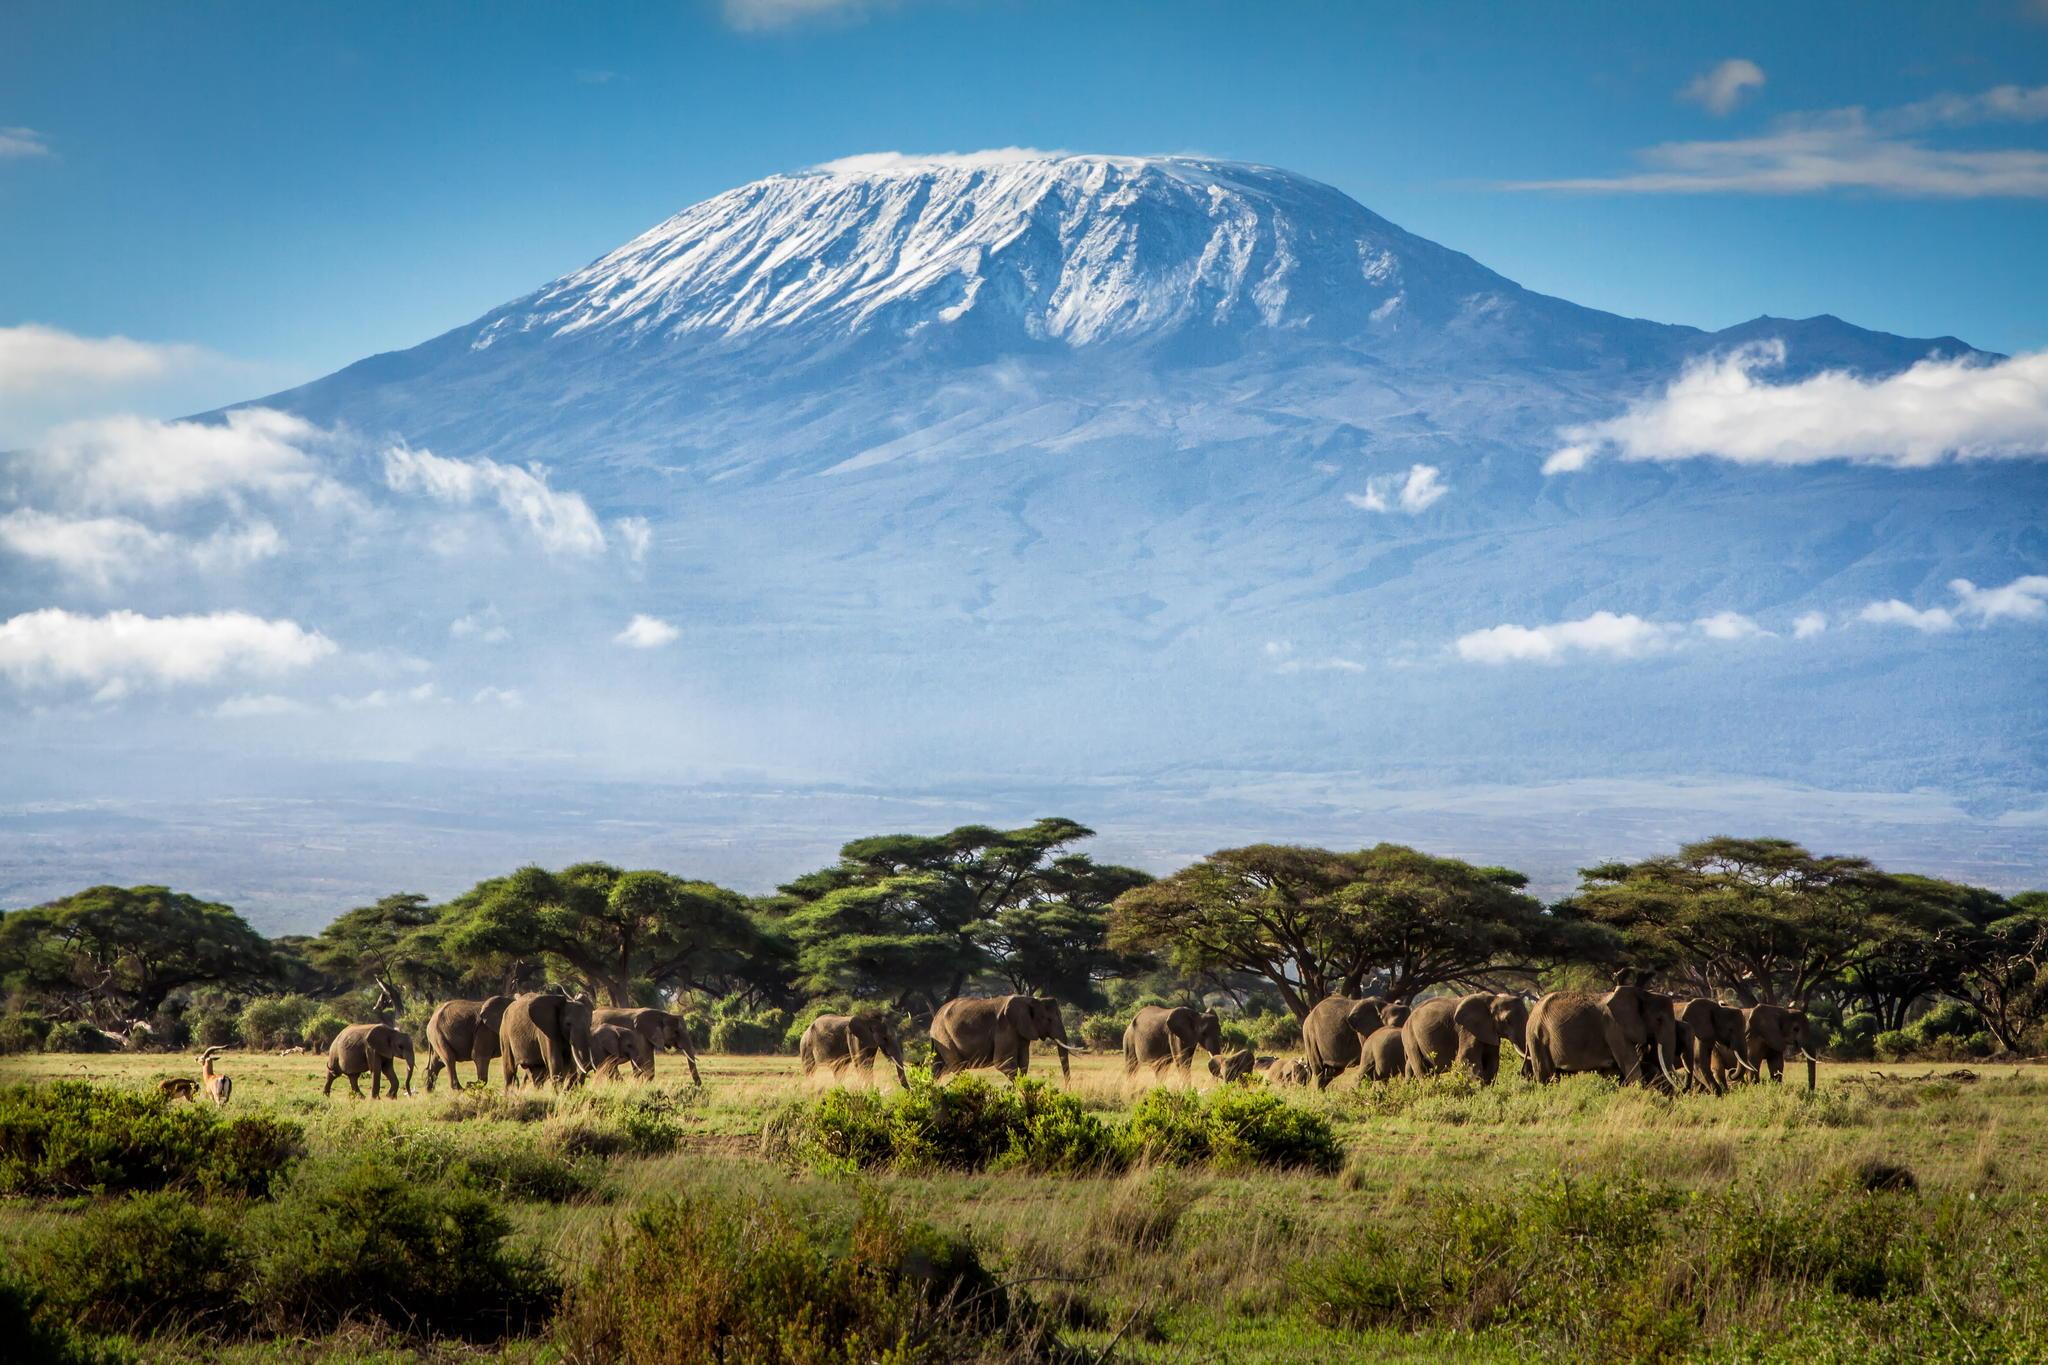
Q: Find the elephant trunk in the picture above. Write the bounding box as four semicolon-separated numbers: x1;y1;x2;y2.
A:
402;1046;415;1096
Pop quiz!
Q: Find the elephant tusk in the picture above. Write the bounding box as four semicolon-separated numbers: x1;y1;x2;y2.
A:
1053;1040;1088;1052
1655;1048;1680;1091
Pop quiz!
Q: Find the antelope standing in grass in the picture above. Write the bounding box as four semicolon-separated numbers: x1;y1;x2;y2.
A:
200;1046;232;1105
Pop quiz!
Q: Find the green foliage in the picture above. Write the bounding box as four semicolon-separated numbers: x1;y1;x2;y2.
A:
0;1081;302;1197
43;1021;116;1053
707;998;791;1054
442;862;764;1008
553;1191;1034;1364
768;1074;1130;1175
237;993;318;1049
0;885;276;1020
299;1008;348;1049
184;1004;240;1048
1111;842;1591;1016
22;1191;240;1333
240;1153;558;1337
0;1011;50;1055
1125;1087;1341;1171
0;1273;125;1365
774;817;1146;1011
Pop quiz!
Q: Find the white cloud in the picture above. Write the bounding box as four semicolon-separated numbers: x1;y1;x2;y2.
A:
723;0;881;31
1345;463;1450;514
214;693;313;719
615;615;679;648
334;682;440;711
1696;610;1769;641
1951;574;2048;622
1680;59;1766;116
1261;641;1367;674
450;608;511;644
472;686;524;708
1546;342;2048;473
1858;599;1957;633
22;407;338;509
0;126;52;159
0;324;214;393
0;609;335;693
0;509;284;587
1456;611;1676;664
1507;84;2048;197
615;516;652;563
1793;611;1829;639
383;445;606;556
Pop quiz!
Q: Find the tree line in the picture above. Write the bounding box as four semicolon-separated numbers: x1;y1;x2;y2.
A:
2;821;2043;1058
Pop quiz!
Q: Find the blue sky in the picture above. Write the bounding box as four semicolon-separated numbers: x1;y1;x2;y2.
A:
4;0;2047;437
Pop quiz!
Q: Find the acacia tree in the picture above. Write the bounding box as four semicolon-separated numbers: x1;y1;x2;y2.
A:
1568;837;1915;1006
0;885;275;1023
1108;843;1587;1019
442;863;763;1007
1951;892;2048;1051
306;892;452;1013
775;818;1145;1013
1838;876;1998;1030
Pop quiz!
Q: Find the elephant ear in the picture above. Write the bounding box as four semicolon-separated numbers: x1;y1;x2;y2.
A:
1001;995;1030;1032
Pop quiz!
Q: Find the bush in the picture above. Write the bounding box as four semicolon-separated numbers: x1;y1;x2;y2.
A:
554;1191;1038;1363
237;995;317;1051
22;1191;240;1334
708;1004;791;1055
0;1081;302;1197
0;1012;50;1055
0;1273;123;1365
767;1075;1128;1174
1912;999;1980;1042
43;1022;118;1053
299;1009;348;1050
1873;1029;1917;1062
1126;1090;1212;1165
1126;1087;1343;1172
185;1006;240;1048
240;1154;558;1337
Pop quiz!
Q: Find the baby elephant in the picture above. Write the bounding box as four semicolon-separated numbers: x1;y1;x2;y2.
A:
325;1022;416;1098
1264;1056;1312;1086
1207;1048;1258;1083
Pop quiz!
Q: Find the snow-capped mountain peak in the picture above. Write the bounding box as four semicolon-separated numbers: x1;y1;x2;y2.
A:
472;152;1504;352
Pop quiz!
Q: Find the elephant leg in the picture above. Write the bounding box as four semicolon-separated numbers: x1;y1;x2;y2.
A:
347;1072;365;1098
323;1070;337;1097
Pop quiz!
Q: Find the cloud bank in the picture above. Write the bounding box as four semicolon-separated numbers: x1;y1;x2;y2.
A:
0;324;214;393
21;407;339;508
383;446;607;555
1508;82;2048;197
1546;342;2048;473
0;509;282;587
1456;611;1675;664
0;127;51;159
0;609;335;695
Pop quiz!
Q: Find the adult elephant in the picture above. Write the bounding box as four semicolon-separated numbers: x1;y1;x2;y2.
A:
324;1023;415;1099
1674;998;1753;1094
800;1012;909;1087
500;992;596;1088
1402;993;1506;1082
1361;1025;1407;1080
929;994;1081;1082
422;996;511;1092
1525;983;1681;1088
1742;1004;1816;1084
588;1022;656;1080
1123;1005;1224;1078
592;1006;703;1086
1301;996;1392;1089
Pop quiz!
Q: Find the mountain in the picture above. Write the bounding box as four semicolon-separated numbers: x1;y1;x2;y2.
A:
8;152;2042;925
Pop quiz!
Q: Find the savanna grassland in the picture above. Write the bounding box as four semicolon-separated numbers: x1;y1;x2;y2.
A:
5;1048;2048;1364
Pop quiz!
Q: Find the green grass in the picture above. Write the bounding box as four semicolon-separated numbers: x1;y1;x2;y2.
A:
4;1049;2047;1361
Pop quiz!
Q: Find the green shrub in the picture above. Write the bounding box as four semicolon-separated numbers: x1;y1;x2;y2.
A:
0;1273;124;1365
240;1153;558;1337
237;994;316;1050
1126;1090;1213;1165
768;1076;1127;1175
554;1191;1037;1363
0;1081;302;1197
22;1191;240;1333
708;1005;791;1055
299;1009;348;1050
43;1022;117;1053
185;1006;240;1048
1873;1029;1917;1062
1251;1009;1302;1050
1911;999;1980;1042
0;1012;51;1055
1207;1087;1343;1172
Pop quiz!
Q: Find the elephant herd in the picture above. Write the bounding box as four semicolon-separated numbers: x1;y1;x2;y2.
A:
316;982;1817;1102
1274;982;1817;1094
321;992;706;1098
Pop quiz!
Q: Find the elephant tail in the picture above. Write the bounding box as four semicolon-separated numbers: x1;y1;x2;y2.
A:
799;1036;815;1075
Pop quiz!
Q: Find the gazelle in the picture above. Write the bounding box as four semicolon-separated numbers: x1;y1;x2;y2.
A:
199;1046;232;1105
